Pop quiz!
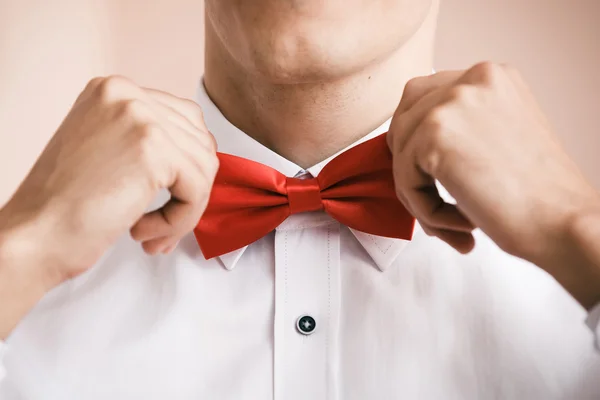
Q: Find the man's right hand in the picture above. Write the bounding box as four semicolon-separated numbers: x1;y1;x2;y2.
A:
0;76;218;297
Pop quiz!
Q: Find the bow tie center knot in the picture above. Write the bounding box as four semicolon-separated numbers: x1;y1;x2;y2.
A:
285;177;324;214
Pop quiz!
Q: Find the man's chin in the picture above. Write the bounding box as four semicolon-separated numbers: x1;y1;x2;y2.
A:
244;46;373;85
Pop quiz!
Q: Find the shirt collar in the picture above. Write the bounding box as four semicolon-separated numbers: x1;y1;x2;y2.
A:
196;80;410;272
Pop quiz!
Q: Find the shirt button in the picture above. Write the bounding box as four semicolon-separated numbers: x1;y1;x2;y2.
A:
296;315;316;335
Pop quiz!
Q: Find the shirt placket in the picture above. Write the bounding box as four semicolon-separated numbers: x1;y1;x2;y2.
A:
273;214;341;400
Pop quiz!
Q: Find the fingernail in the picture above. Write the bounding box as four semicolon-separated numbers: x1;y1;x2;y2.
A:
163;242;178;254
145;247;160;256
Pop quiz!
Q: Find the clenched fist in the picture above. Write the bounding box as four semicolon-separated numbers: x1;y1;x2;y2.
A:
388;62;600;305
1;76;218;289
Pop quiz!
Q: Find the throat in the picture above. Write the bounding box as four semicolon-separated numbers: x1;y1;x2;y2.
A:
203;23;435;169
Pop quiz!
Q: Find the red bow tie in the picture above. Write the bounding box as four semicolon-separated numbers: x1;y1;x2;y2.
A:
194;133;415;259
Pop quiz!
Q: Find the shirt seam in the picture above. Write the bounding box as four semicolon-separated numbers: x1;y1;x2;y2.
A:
326;226;331;399
367;234;394;254
276;219;338;232
284;233;288;308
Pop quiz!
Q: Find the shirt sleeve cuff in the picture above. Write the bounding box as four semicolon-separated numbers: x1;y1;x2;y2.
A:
585;302;600;350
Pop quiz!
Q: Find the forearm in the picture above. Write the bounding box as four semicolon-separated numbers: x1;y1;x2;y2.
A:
0;217;52;340
0;258;46;339
540;204;600;310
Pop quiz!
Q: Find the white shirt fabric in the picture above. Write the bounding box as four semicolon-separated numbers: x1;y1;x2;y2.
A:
587;304;600;350
1;82;600;399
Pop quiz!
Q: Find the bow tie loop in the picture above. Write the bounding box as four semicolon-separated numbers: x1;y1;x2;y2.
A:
286;177;324;214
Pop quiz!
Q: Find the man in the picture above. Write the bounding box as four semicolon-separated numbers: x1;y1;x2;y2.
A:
1;0;600;398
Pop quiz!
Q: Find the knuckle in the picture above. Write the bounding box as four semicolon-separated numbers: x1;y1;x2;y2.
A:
420;109;452;172
423;107;446;134
421;148;443;177
401;77;427;106
448;84;473;102
119;99;149;120
187;180;210;209
95;75;133;102
420;223;436;237
418;212;435;228
196;182;212;204
210;153;220;175
188;101;205;124
133;123;163;164
137;122;163;143
501;63;521;79
201;153;220;183
194;111;205;129
403;77;423;97
468;61;504;86
394;186;405;202
500;62;515;73
191;154;219;200
199;130;217;152
209;132;218;152
392;114;410;135
84;77;105;92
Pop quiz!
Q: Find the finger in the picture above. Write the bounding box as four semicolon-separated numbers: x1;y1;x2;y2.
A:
410;184;474;233
163;242;179;254
77;75;142;106
420;224;475;254
159;108;216;156
391;148;420;220
73;77;105;106
151;101;204;139
397;70;463;114
498;64;540;107
391;129;473;235
141;236;169;255
130;113;218;244
141;237;180;255
395;187;416;218
131;146;217;243
135;198;197;235
130;216;172;242
146;114;217;179
131;174;209;243
388;83;452;156
147;98;216;152
169;135;219;194
143;89;204;127
144;89;216;150
133;199;200;248
388;71;464;152
398;156;474;233
404;115;474;233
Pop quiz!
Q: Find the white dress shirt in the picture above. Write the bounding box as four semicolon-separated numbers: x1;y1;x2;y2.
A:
1;81;600;400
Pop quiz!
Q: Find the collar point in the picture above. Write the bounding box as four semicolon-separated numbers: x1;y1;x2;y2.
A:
350;229;410;272
217;247;248;271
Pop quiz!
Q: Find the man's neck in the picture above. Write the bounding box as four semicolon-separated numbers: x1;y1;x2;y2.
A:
203;13;436;169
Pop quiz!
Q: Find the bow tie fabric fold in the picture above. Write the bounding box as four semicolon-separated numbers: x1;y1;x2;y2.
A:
194;133;415;259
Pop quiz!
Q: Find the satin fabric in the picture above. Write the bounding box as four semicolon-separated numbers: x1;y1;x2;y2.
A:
194;133;415;259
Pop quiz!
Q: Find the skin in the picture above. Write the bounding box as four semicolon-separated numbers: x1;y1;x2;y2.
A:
203;0;437;167
0;77;219;338
1;0;600;341
386;65;600;308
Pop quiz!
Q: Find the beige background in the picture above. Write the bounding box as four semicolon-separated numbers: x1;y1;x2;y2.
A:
0;0;598;205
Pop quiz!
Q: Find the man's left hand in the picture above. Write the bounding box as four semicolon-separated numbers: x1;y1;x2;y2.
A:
388;62;600;272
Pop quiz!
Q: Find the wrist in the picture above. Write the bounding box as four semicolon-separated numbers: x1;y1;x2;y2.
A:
0;205;65;294
537;196;600;309
0;215;57;339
